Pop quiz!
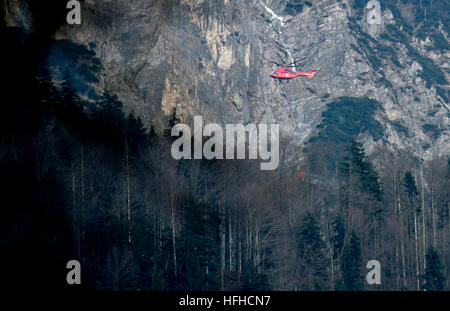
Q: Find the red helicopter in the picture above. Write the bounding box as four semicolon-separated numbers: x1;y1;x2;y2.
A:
269;58;319;80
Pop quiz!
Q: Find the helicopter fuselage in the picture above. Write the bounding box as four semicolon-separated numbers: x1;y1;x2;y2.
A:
269;67;318;79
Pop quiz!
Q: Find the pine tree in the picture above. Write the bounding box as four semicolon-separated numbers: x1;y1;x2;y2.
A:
331;214;346;258
49;71;86;134
423;247;445;291
60;70;79;105
296;212;329;290
177;197;221;290
404;171;419;199
96;90;124;121
125;113;148;154
342;231;363;291
341;140;383;202
164;107;181;138
93;90;126;145
403;171;421;290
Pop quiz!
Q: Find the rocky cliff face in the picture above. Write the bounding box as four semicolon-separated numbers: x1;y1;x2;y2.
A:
4;0;450;161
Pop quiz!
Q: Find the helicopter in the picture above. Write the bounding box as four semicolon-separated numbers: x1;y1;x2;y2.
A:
269;58;319;80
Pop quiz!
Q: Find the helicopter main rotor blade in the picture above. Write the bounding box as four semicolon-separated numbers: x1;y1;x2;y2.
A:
269;61;283;66
286;57;307;66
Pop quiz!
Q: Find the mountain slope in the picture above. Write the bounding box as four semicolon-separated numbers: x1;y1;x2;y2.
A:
5;0;449;161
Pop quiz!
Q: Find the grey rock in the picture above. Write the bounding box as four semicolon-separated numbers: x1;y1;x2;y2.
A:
4;0;449;161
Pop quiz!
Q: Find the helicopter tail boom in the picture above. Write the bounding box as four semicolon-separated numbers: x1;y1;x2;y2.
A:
307;69;318;78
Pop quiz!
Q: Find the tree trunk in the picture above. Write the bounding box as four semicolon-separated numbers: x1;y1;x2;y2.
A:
236;217;241;288
431;189;437;248
170;190;177;284
81;145;85;255
395;170;407;289
421;168;426;275
72;167;80;258
255;219;260;272
126;139;132;245
348;157;352;230
228;207;233;270
414;210;420;291
220;193;225;290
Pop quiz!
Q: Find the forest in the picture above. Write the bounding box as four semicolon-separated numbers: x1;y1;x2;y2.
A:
1;1;448;291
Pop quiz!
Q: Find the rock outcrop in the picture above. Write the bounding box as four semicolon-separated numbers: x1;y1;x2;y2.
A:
4;0;449;161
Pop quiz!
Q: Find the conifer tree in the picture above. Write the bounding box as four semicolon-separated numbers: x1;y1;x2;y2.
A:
404;171;422;290
93;90;126;145
177;198;221;290
125;113;148;154
164;107;181;138
342;231;363;291
296;212;329;290
332;214;346;258
341;140;383;202
423;247;445;291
